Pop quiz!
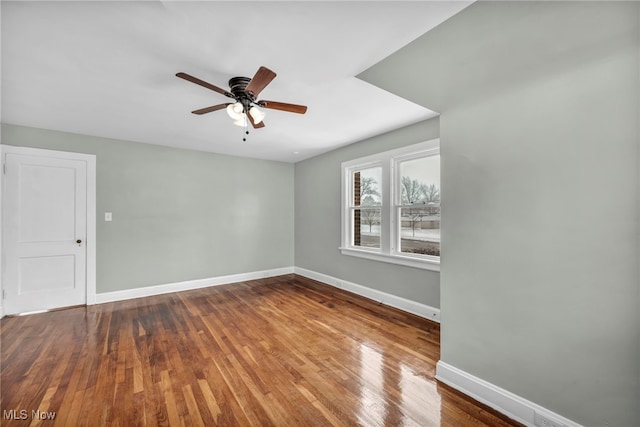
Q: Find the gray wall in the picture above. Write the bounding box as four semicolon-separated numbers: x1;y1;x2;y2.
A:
359;2;639;426
1;124;294;293
294;118;441;308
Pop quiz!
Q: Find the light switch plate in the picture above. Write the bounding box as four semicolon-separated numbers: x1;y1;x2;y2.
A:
105;212;112;222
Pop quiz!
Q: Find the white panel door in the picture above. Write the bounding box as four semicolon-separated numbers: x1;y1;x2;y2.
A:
3;151;88;315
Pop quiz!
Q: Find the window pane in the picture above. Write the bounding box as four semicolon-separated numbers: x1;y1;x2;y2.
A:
353;208;380;249
399;156;440;205
399;155;440;257
353;167;381;206
400;207;440;256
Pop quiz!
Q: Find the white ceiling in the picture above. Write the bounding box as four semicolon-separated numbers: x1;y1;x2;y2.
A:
1;1;471;162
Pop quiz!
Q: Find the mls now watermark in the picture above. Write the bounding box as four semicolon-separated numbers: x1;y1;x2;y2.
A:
3;409;57;420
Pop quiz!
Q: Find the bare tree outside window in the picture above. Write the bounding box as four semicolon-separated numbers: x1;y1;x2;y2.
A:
401;177;428;237
361;195;380;232
360;176;380;201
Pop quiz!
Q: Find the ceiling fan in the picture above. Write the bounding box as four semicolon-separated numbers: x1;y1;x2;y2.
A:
176;66;307;132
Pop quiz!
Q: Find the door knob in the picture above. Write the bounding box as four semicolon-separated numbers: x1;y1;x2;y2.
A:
76;239;82;244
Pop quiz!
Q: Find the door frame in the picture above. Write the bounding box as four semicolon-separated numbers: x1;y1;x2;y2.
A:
0;145;96;317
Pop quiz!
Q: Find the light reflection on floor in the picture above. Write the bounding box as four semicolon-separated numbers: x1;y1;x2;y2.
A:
357;343;442;426
400;363;442;426
357;344;386;426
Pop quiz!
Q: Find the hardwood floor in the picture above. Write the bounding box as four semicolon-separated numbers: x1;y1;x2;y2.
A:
1;274;520;426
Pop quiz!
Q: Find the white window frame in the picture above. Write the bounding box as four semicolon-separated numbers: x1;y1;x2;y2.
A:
340;139;440;272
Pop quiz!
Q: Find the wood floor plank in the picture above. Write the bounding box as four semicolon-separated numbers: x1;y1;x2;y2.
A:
1;274;521;426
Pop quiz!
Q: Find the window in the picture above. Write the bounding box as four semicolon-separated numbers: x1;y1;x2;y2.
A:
341;139;440;271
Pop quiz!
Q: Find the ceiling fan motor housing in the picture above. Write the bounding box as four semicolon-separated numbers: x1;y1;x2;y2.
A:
229;77;253;99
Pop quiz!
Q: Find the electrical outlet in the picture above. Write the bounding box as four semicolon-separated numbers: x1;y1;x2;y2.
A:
534;411;566;427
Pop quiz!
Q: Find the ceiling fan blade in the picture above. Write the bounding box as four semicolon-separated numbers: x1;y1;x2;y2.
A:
258;100;307;114
176;72;234;99
191;103;230;115
247;112;266;129
244;66;276;98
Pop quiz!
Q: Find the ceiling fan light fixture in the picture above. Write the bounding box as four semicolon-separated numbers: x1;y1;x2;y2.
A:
249;106;266;124
226;102;244;120
233;114;247;127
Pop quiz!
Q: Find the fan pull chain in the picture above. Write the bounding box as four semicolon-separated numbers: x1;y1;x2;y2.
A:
242;117;249;142
242;119;249;142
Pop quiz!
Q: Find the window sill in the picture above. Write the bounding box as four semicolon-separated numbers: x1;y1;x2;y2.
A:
339;247;440;272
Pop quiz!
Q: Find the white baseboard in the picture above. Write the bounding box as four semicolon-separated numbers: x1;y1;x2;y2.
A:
436;361;583;427
94;267;294;304
293;266;440;323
